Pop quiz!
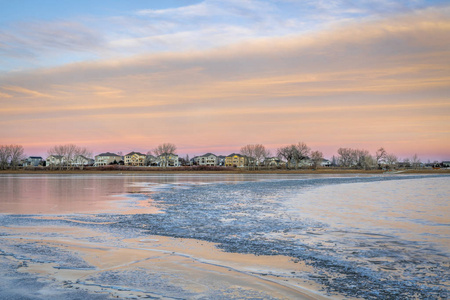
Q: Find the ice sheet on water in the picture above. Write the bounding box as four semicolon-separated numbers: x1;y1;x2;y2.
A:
115;174;449;299
2;174;448;299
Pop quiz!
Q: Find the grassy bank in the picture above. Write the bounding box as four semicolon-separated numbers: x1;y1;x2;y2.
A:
1;166;449;175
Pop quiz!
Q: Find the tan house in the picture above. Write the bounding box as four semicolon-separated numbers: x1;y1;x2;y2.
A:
225;153;247;167
95;152;122;166
124;151;146;166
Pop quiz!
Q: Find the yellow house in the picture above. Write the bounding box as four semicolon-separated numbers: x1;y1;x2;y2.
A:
124;151;146;166
225;153;247;167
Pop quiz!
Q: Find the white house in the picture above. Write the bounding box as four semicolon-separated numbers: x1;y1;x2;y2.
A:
72;155;94;167
46;155;65;167
95;152;122;166
157;153;180;167
23;156;44;167
196;153;218;166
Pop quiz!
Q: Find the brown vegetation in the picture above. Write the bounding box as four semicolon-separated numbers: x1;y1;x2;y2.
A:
1;166;449;175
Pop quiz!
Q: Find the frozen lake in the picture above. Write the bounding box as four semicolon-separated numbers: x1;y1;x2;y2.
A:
0;173;449;299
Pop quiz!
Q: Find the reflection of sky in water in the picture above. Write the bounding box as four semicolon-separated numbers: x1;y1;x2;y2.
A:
283;177;450;251
135;174;449;298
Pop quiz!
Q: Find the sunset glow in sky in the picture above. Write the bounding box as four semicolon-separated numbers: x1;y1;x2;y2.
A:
1;0;449;161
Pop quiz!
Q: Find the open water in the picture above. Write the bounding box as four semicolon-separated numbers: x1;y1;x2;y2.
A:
0;173;449;299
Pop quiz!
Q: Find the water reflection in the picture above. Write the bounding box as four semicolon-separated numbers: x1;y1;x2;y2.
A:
0;173;317;214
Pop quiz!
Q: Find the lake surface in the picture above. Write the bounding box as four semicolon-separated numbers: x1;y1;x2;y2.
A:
0;173;449;299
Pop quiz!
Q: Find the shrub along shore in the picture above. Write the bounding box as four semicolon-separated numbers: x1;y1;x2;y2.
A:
1;166;449;175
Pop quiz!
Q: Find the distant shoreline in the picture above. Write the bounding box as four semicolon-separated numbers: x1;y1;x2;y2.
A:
1;168;449;175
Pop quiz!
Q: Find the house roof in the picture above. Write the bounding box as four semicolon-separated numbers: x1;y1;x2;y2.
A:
265;157;280;161
75;155;92;160
199;153;217;157
125;151;146;156
226;153;246;158
97;152;120;157
29;156;43;159
47;155;64;159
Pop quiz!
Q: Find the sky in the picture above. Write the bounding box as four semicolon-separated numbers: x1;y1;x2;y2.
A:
0;0;449;161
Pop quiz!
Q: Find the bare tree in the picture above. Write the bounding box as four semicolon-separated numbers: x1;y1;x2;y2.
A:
337;148;376;169
254;145;271;169
376;147;387;169
153;143;177;168
48;144;91;170
385;153;398;169
0;145;11;170
47;145;66;170
355;149;376;170
310;150;323;169
240;144;270;170
294;142;310;169
240;145;256;170
64;144;77;169
411;154;421;169
363;155;377;170
337;148;355;168
277;145;295;169
276;142;310;169
9;145;25;170
73;147;93;170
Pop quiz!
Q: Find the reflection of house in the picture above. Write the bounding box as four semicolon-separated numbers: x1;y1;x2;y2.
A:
72;155;94;166
196;153;218;166
157;153;180;167
225;153;247;167
124;151;146;166
95;152;122;166
46;155;65;167
24;156;44;167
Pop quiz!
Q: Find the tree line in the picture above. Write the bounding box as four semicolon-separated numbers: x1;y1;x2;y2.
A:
0;142;428;170
242;143;423;170
0;145;25;170
47;144;92;170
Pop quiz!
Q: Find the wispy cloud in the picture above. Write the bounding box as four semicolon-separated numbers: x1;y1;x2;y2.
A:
0;21;104;69
3;0;444;72
3;7;448;94
2;86;53;98
0;3;449;159
0;91;12;98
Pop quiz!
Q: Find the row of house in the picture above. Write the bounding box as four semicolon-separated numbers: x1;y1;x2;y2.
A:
46;152;181;168
22;151;332;168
